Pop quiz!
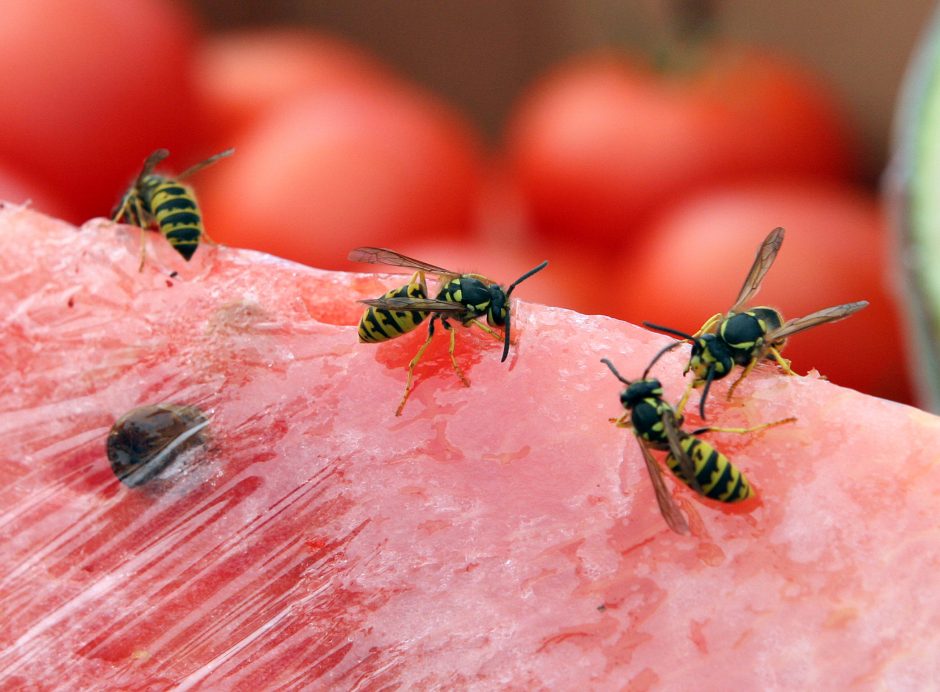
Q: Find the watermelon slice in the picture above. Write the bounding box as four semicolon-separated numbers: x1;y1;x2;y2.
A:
2;207;939;688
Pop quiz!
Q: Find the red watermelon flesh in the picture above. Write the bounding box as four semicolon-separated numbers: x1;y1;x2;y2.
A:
1;206;939;688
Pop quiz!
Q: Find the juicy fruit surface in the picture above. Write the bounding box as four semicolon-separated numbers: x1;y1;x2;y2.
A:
2;207;940;688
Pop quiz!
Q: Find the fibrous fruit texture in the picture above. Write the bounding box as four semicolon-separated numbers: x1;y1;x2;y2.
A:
1;207;939;688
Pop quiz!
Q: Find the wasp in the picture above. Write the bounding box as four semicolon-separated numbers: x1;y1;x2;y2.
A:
348;247;549;416
644;227;868;419
113;148;234;270
601;356;794;535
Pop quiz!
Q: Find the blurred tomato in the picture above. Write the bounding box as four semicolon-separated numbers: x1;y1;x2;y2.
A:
192;29;399;146
0;0;202;222
506;45;859;251
0;160;74;219
201;83;485;270
612;180;911;403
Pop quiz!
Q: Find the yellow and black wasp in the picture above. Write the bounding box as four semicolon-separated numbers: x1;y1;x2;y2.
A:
113;147;233;270
601;356;794;535
644;227;868;419
348;247;548;416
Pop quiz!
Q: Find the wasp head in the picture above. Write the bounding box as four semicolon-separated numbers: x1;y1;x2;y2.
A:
493;260;549;362
485;286;508;327
620;378;663;410
688;334;734;383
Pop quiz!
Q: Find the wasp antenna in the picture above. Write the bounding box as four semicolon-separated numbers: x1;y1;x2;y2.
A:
600;358;631;385
178;148;235;180
501;310;512;362
643;321;696;341
506;260;549;295
148;148;171;163
642;340;686;379
699;366;717;420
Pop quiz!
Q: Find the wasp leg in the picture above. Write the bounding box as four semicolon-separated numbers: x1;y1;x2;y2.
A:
609;412;632;427
444;320;471;387
413;270;428;296
693;416;796;437
675;379;697;417
695;312;724;337
113;198;129;223
725;357;759;401
137;228;149;272
767;346;794;374
468;318;503;342
130;197;151;273
396;317;438;417
726;344;794;400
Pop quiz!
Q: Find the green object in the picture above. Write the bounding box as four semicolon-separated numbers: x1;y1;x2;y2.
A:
890;5;940;410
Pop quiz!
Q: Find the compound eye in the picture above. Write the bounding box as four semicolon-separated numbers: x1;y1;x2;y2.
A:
688;356;709;379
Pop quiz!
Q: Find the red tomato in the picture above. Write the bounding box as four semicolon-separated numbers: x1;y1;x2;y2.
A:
612;180;912;403
506;45;859;251
192;29;399;146
201;84;485;270
0;0;202;222
0;160;74;219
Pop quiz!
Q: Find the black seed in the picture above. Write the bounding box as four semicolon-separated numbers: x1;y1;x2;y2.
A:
106;404;208;487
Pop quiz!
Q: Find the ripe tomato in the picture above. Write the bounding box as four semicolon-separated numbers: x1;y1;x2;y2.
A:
201;83;485;270
191;29;399;147
0;0;202;223
0;160;73;219
505;45;859;251
612;180;912;403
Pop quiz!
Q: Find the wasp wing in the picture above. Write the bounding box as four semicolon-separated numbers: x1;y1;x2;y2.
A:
360;296;469;314
135;149;171;184
663;410;706;496
348;247;457;277
728;227;785;315
765;300;869;343
636;439;691;535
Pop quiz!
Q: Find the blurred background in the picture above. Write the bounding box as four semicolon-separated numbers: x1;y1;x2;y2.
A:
0;0;935;405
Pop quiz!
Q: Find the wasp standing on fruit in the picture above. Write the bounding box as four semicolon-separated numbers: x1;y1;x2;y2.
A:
601;356;794;535
113;147;234;270
644;227;868;419
348;247;549;416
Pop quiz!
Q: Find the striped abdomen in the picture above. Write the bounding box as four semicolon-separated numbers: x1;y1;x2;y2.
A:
359;279;428;343
665;437;753;502
143;178;203;261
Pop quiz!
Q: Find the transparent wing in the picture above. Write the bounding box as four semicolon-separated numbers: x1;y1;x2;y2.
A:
177;148;235;180
728;227;785;315
348;247;456;277
766;300;868;342
663;410;705;495
636;440;691;536
136;149;171;183
360;296;469;314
